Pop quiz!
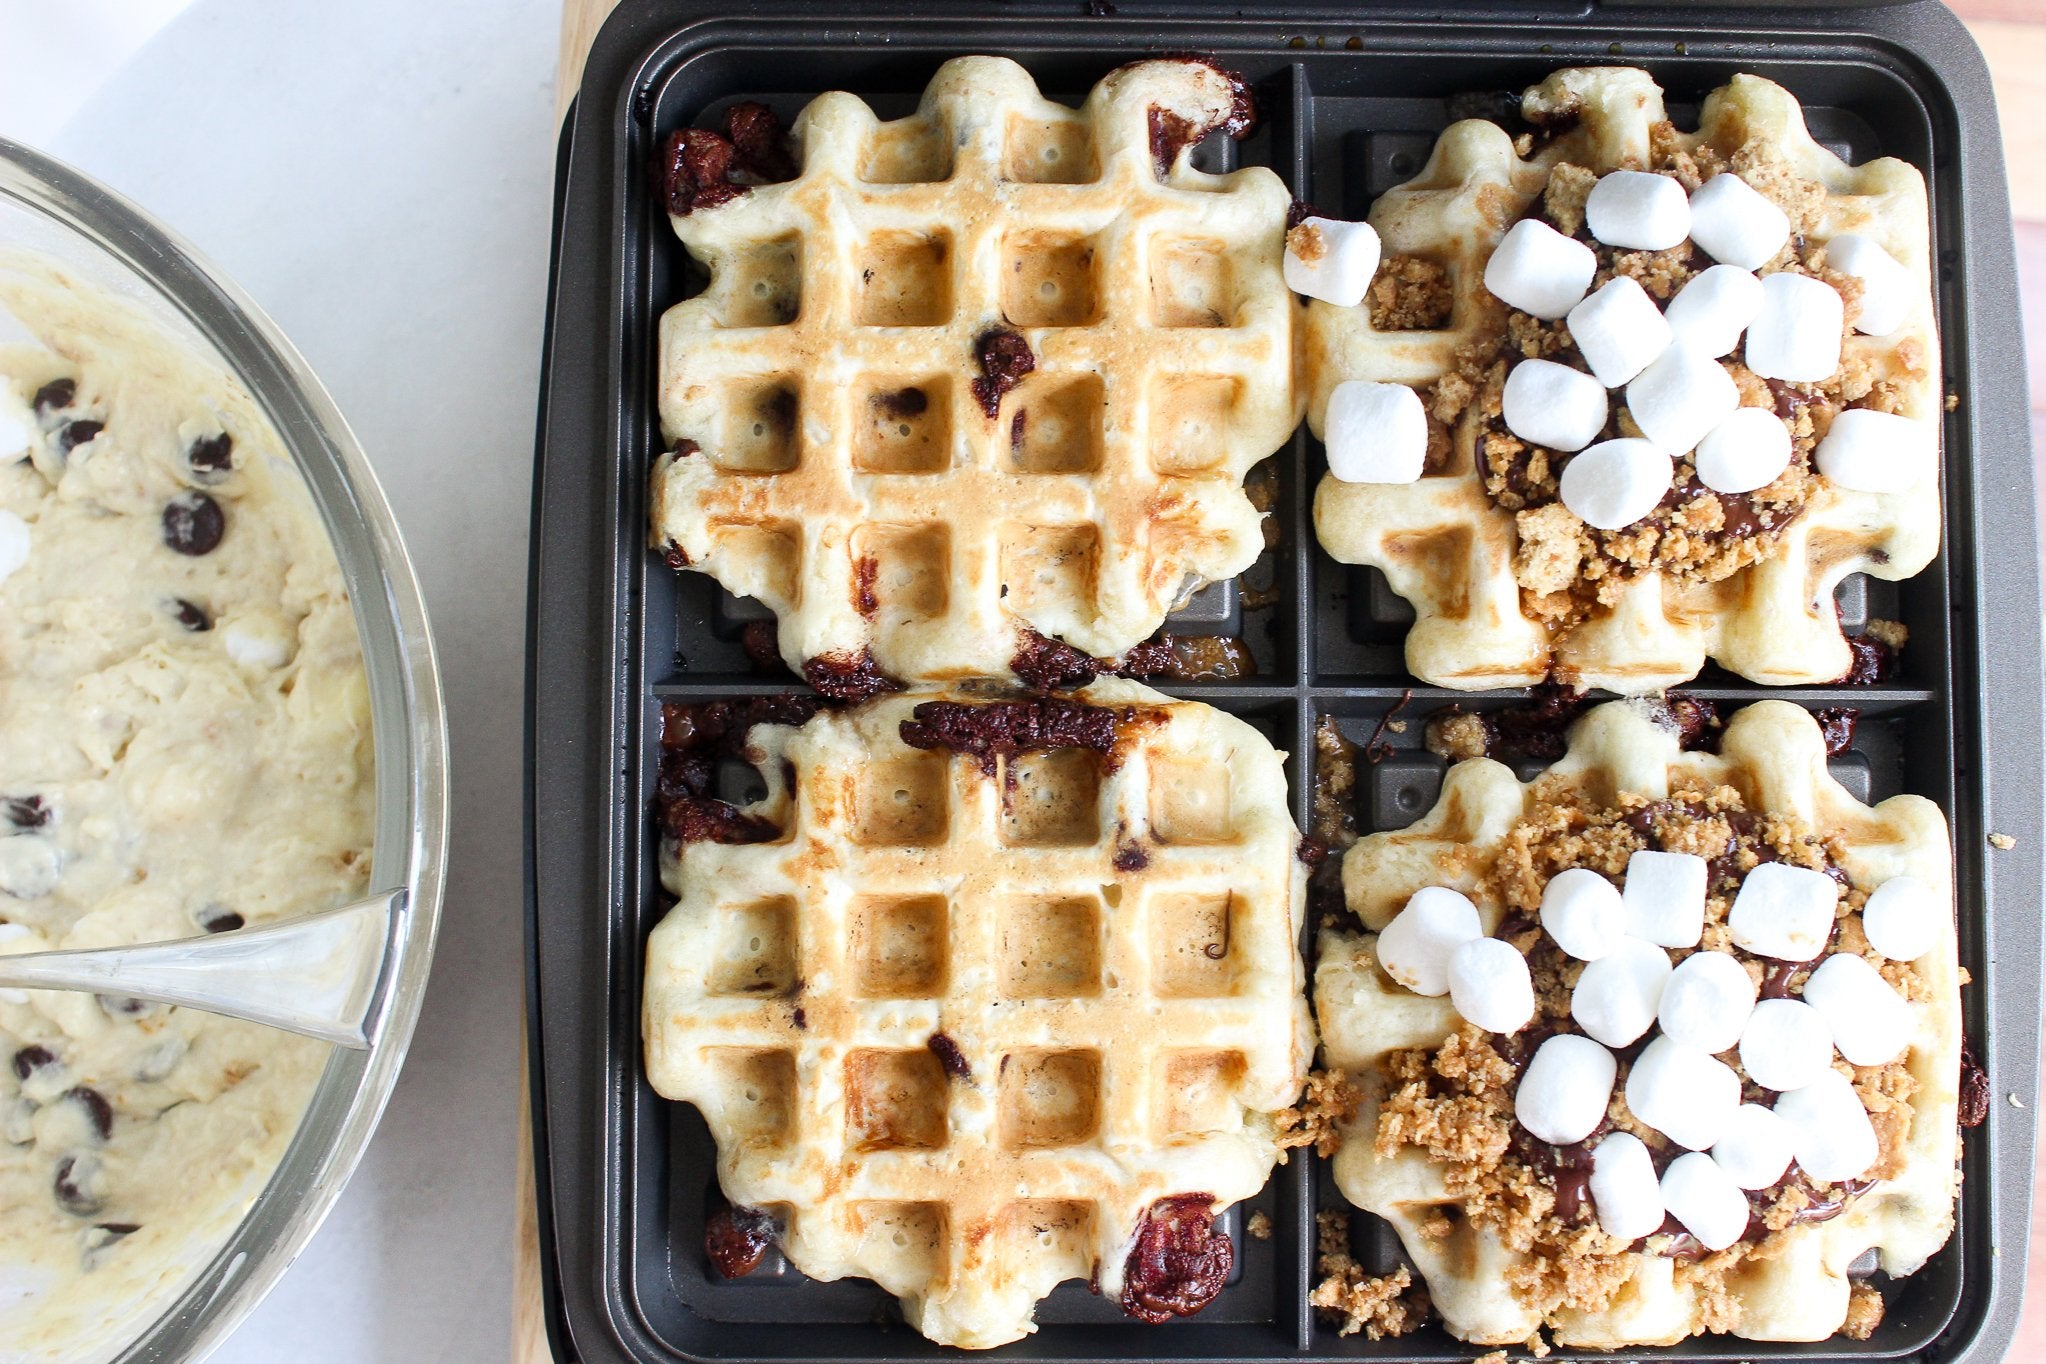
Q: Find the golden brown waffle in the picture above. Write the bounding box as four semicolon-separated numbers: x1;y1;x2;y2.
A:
643;679;1312;1348
1314;701;1959;1347
1307;69;1940;691
650;56;1299;692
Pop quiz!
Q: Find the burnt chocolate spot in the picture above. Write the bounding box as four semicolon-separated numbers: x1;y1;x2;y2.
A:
927;1032;971;1080
58;420;103;453
1959;1044;1990;1128
705;1202;777;1279
186;432;235;479
11;1045;55;1080
1119;1193;1232;1323
801;649;902;702
162;491;225;556
171;598;212;631
656;695;826;845
30;379;74;415
1813;706;1859;758
900;697;1154;774
3;795;47;830
791;1006;807;1030
1009;408;1027;453
1010;628;1098;692
874;386;928;420
65;1087;112;1141
1113;841;1150;873
53;1155;102;1216
970;329;1035;418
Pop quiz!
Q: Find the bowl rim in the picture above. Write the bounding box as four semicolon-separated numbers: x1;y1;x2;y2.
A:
0;135;450;1363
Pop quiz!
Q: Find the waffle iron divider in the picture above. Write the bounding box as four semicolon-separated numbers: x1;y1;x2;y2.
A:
527;4;2042;1361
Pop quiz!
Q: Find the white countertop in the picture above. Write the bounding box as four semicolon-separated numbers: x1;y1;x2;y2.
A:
5;0;561;1358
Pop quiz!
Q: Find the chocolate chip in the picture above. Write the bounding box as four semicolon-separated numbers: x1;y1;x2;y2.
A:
57;420;103;453
11;1045;55;1081
97;995;152;1020
198;907;245;934
3;796;47;830
162;491;225;556
31;379;75;415
186;432;235;479
704;1202;777;1279
172;599;212;632
927;1032;970;1080
53;1153;103;1216
65;1087;112;1141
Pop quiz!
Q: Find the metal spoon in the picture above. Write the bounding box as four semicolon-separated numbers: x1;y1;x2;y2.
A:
0;888;405;1049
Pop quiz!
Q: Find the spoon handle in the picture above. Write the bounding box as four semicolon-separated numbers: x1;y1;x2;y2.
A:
0;889;406;1049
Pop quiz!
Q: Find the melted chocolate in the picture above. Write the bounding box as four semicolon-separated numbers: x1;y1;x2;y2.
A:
1813;706;1860;757
738;620;785;675
899;697;1151;773
927;1032;971;1081
853;555;879;618
1140;57;1256;178
1119;1194;1232;1324
970;329;1036;418
801;649;903;701
1011;628;1099;692
656;695;824;844
1959;1044;1990;1128
1114;841;1150;873
3;795;47;830
1296;837;1328;868
705;1202;778;1279
31;378;74;414
656;102;795;216
1838;635;1895;686
873;386;928;420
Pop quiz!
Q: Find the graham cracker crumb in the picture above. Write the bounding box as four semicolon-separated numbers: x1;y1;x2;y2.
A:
1842;1280;1886;1340
1279;1068;1363;1160
1246;1209;1273;1241
1426;710;1490;762
1309;1210;1431;1338
1472;1353;1509;1364
1288;221;1329;266
1990;832;2016;851
1863;618;1908;652
1369;254;1454;331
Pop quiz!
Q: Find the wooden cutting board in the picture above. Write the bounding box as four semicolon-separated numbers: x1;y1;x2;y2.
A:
514;5;2046;1360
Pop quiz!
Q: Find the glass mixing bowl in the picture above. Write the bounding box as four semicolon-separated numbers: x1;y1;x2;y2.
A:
0;137;447;1361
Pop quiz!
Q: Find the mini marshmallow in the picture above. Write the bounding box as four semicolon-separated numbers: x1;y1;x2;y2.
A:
0;511;26;587
1626;344;1741;456
1485;218;1598;320
1558;439;1673;532
1449;936;1537;1034
1503;359;1609;453
1324;380;1430;484
1376;885;1483;996
1657;950;1756;1055
1567;275;1673;388
1590;1132;1665;1241
1744;271;1844;383
0;836;59;901
1739;998;1837;1093
1711;1103;1796;1190
1814;408;1936;495
1727;862;1839;961
1284;216;1382;308
1660;1151;1751;1251
1695;407;1793;495
1687;173;1790;270
1626;1035;1740;1151
1802;953;1912;1066
1571;937;1673;1047
1664;264;1765;359
1826;233;1913;337
1585;170;1691;252
1515;1033;1618;1145
223;612;297;672
1862;875;1942;962
0;397;28;462
1774;1070;1879;1184
1623;850;1707;948
1541;866;1627;961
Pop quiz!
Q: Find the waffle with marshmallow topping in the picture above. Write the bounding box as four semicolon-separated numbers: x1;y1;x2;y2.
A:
651;57;1299;692
1314;700;1959;1348
1306;69;1940;692
643;679;1312;1347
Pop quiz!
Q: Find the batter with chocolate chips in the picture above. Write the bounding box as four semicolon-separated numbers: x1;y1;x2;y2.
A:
0;263;371;1360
